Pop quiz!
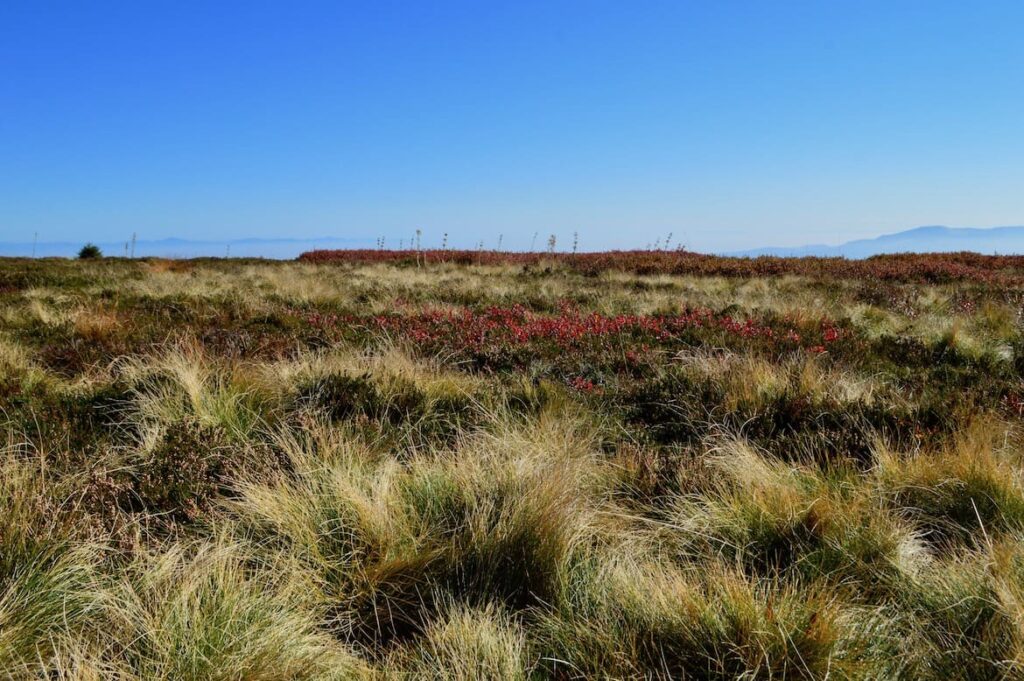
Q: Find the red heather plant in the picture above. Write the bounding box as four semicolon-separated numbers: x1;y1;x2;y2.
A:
296;304;847;364
298;248;1024;284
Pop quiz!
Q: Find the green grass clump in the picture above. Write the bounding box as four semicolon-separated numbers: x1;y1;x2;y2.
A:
0;455;103;674
671;440;921;595
877;424;1024;549
388;602;531;680
233;414;605;646
536;553;894;679
99;540;370;680
892;541;1024;679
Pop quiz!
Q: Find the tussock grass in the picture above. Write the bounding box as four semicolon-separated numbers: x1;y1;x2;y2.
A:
0;335;49;393
537;552;894;679
98;539;370;680
892;540;1024;678
631;351;907;465
877;421;1024;549
0;453;104;674
118;345;270;441
233;412;607;646
671;440;924;593
274;346;488;445
676;350;882;412
71;305;123;344
388;602;531;680
6;257;1024;678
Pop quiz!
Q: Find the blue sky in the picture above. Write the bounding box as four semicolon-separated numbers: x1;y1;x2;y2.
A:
2;1;1023;252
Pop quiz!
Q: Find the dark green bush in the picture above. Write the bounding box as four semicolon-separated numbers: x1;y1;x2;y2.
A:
78;243;103;259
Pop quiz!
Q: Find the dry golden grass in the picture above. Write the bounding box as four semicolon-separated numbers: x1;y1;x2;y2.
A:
2;256;1024;678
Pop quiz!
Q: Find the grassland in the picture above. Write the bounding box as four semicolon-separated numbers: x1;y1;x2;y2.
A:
3;252;1024;679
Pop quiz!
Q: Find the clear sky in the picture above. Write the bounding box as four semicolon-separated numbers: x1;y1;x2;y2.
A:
2;1;1023;252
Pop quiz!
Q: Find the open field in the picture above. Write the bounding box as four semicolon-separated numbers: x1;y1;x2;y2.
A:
4;252;1024;678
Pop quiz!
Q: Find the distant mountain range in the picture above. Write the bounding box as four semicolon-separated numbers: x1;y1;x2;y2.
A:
0;236;372;259
726;226;1024;259
3;226;1024;259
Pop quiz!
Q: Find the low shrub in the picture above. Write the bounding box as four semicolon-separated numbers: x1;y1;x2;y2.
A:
131;417;233;520
78;243;103;259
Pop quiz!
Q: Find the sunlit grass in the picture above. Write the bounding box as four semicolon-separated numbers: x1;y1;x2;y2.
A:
3;255;1024;678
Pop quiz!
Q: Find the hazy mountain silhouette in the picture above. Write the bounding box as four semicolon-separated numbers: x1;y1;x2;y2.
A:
5;226;1024;259
726;226;1024;258
0;236;371;259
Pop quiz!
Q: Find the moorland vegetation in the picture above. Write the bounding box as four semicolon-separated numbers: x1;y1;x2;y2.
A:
2;250;1024;678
